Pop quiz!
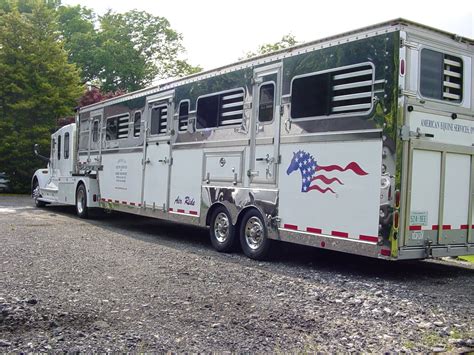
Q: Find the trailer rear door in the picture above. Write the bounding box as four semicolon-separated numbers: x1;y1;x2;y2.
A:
403;112;474;253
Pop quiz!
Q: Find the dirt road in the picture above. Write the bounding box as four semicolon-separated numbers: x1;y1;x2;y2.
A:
0;195;473;352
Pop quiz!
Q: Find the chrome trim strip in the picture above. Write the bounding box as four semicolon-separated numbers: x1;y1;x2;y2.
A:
172;139;250;150
280;130;382;144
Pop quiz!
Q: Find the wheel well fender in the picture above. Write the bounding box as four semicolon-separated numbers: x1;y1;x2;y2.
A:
205;202;228;226
235;206;266;231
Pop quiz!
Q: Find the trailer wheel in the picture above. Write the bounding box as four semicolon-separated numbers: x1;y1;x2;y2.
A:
209;206;238;252
239;209;272;260
32;178;47;208
75;184;89;219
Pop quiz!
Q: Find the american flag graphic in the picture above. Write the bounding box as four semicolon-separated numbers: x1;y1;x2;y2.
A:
286;150;368;194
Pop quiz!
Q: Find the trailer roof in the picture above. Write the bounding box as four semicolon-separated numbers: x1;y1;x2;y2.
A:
79;18;473;112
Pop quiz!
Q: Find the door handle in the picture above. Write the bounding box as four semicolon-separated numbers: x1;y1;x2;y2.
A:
256;154;274;163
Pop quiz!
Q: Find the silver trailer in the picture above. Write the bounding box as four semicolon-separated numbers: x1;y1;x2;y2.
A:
32;19;474;260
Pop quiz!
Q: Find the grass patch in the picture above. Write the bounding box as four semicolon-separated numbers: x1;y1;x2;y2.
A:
458;255;474;263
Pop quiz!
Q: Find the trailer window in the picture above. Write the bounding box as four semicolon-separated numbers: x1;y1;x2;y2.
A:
258;82;275;122
64;132;69;159
57;134;61;160
196;89;244;129
106;114;129;140
291;63;374;119
150;105;168;135
420;49;463;102
178;101;189;132
92;120;99;142
133;111;141;137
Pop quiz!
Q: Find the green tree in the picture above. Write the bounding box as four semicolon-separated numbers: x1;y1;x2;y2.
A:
242;34;298;59
0;1;83;192
57;7;201;92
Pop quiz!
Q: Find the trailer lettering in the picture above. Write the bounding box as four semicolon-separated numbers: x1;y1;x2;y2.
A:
420;119;473;135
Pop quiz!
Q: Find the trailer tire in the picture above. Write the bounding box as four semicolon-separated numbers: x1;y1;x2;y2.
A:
209;206;238;252
75;183;89;219
239;209;272;260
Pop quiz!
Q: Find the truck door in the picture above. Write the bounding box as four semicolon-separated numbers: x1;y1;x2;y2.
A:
143;92;174;211
248;63;282;185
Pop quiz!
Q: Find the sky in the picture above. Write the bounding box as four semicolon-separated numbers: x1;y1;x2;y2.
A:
62;0;473;71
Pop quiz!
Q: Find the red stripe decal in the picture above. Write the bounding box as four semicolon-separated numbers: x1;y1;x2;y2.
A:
114;200;120;203
177;209;185;213
460;224;468;230
359;235;378;243
331;230;348;238
121;201;127;205
101;198;106;201
189;211;198;215
432;225;439;230
409;225;422;231
138;203;142;207
306;227;322;234
380;249;391;256
169;208;173;212
130;202;135;206
284;224;298;230
442;225;451;230
108;199;113;202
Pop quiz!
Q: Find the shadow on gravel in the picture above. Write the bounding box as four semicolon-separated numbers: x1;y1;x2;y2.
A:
42;204;474;283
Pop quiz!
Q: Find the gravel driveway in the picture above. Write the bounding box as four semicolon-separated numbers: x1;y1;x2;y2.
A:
0;195;473;352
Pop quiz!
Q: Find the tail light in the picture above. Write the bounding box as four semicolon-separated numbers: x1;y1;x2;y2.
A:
395;190;400;208
394;211;399;229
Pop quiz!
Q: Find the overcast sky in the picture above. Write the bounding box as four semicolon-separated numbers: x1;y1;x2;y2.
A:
63;0;473;71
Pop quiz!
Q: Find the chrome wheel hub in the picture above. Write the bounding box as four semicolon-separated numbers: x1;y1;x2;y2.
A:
214;212;230;243
77;189;85;214
244;216;264;250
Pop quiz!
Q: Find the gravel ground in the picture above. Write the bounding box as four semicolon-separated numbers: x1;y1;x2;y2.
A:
0;195;473;352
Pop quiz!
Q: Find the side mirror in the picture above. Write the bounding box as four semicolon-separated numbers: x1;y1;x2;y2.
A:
34;144;50;163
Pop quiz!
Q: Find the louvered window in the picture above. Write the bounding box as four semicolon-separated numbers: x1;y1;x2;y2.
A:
150;105;168;135
106;114;129;140
291;63;374;119
420;49;463;102
196;89;244;129
219;90;244;126
133;111;141;137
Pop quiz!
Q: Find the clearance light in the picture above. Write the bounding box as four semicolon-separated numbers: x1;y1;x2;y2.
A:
394;211;399;229
400;59;405;76
395;190;400;208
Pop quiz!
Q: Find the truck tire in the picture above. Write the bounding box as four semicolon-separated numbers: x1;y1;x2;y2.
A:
32;179;47;208
75;184;89;219
209;206;238;252
239;209;272;260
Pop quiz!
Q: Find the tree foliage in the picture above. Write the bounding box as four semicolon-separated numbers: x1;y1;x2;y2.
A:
0;1;83;192
242;34;298;59
57;7;202;91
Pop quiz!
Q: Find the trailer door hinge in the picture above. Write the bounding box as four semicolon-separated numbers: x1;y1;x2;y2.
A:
399;125;435;141
400;39;418;50
399;88;417;98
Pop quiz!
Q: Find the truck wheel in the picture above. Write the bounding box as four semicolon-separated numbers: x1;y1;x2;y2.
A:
75;184;89;219
209;206;237;252
32;179;47;208
239;209;272;260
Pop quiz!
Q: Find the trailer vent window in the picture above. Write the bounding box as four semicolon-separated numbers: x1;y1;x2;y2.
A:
178;101;189;132
196;89;244;129
219;90;244;126
106;114;129;140
151;106;168;135
92;120;99;142
420;49;463;102
133;111;141;137
291;63;374;119
258;83;275;122
64;132;69;159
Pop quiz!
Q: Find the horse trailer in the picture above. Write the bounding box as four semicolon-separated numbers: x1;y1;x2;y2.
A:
32;19;474;260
